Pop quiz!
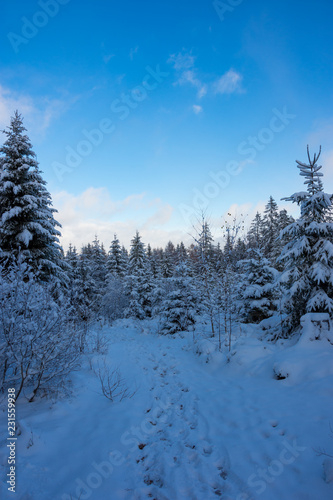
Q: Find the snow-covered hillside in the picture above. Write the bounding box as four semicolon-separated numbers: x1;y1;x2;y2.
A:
1;319;332;500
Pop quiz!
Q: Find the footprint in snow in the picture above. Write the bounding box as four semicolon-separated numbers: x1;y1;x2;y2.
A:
202;444;213;456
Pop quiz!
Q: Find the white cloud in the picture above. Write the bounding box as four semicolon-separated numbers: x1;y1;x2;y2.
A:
169;50;207;99
142;204;173;229
0;85;34;129
192;104;203;114
169;50;243;100
176;70;207;99
168;51;196;71
214;69;243;95
52;187;179;250
0;85;75;136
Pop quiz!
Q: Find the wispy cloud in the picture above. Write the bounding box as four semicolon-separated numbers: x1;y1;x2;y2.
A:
142;204;173;229
0;85;77;137
0;85;34;129
168;50;207;99
168;51;196;71
213;69;243;95
103;53;115;64
168;50;244;100
192;104;203;114
129;46;139;60
177;70;207;98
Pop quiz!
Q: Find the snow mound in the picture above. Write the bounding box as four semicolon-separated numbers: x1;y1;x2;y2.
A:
194;338;217;362
273;313;333;383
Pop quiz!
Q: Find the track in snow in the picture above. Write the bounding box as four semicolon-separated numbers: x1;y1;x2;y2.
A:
124;335;255;500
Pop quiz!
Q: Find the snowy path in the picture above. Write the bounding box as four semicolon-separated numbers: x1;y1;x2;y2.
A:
1;322;332;500
124;337;235;499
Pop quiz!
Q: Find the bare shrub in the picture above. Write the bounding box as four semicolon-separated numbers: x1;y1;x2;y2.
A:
93;360;136;402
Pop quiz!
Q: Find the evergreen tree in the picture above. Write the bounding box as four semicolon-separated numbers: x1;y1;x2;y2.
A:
148;246;162;279
279;147;333;331
121;245;129;271
90;236;107;290
161;241;176;278
107;234;126;277
278;209;294;232
247;212;264;249
124;274;146;319
103;237;128;322
128;230;146;274
124;231;154;318
147;243;153;259
238;248;279;323
197;220;214;266
262;196;279;263
194;219;217;335
160;262;198;334
74;250;97;323
175;241;187;265
233;238;247;263
275;209;294;271
0;112;65;282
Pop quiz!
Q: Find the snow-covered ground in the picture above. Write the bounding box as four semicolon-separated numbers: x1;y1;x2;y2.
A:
1;319;333;500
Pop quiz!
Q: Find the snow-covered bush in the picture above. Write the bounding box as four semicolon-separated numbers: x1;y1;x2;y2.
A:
0;260;79;401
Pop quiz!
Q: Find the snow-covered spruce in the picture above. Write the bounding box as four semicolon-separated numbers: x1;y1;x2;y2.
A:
0;111;66;283
160;262;199;334
237;248;279;324
279;146;333;331
262;196;280;264
107;234;128;277
124;231;156;319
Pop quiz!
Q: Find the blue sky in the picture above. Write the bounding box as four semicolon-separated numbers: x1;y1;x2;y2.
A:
1;0;333;249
